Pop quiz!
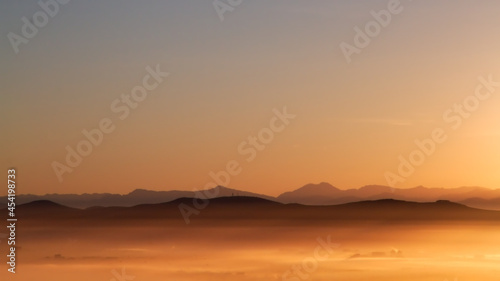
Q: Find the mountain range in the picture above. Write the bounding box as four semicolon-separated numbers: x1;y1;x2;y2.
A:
2;182;500;210
9;197;500;223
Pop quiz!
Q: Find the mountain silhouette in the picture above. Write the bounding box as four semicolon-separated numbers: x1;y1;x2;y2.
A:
278;182;343;204
279;183;500;209
1;183;499;210
6;197;500;223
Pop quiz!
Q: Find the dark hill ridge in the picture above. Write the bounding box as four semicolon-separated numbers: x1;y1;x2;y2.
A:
21;200;68;209
0;186;275;209
8;200;83;219
2;183;500;210
5;197;500;222
186;196;279;205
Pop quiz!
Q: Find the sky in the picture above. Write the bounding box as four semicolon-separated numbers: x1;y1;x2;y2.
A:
1;0;500;196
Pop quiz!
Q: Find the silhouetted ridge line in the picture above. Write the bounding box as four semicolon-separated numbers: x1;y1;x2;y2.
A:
2;183;500;211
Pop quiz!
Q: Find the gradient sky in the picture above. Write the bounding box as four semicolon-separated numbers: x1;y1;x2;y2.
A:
2;0;500;196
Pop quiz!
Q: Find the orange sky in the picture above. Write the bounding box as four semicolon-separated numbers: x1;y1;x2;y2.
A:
2;1;500;196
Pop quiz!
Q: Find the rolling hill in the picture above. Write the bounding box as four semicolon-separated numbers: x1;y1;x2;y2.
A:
2;183;499;210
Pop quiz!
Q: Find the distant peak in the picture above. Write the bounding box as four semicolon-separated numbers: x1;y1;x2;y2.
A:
290;182;341;194
128;189;153;195
302;182;337;189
